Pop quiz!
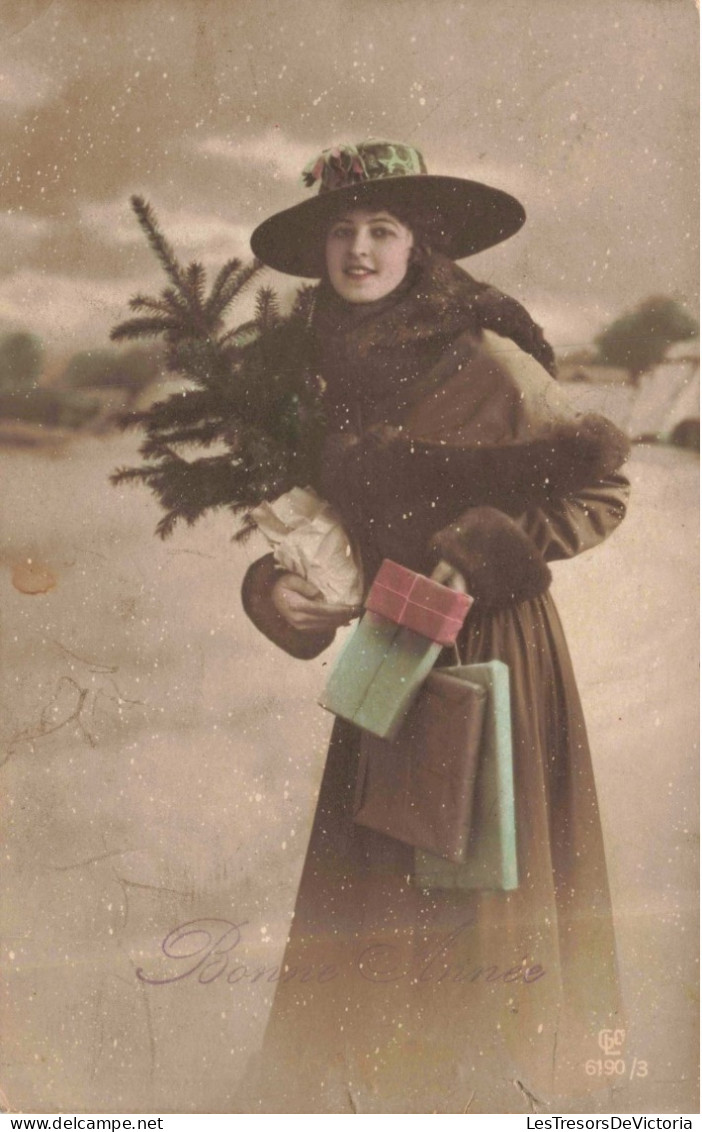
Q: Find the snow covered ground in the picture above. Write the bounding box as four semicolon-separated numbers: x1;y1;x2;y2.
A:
0;425;697;1114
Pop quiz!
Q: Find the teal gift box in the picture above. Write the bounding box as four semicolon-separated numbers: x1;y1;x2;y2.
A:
414;660;518;891
319;560;473;740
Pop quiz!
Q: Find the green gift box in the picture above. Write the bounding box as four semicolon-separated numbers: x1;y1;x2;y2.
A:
414;660;518;891
318;610;444;739
319;560;473;740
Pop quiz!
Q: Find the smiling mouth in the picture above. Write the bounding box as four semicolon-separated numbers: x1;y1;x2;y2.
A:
344;265;376;277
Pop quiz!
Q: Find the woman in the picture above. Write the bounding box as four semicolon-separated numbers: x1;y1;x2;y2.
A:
238;141;629;1114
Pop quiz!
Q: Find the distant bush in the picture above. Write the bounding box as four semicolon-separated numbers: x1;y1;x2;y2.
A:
0;332;44;392
0;388;101;429
595;297;699;383
62;346;160;396
669;418;700;452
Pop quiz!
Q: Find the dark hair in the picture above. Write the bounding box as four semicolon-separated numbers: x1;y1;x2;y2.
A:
325;200;452;261
376;202;453;260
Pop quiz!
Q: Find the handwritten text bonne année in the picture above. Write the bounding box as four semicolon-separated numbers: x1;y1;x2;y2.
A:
135;918;546;989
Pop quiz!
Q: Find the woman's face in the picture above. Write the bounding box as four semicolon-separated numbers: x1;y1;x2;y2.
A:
325;208;414;303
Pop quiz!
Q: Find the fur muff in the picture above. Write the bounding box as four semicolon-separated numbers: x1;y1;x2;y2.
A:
430;506;553;609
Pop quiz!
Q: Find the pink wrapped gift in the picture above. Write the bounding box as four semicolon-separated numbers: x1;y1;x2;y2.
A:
364;559;473;647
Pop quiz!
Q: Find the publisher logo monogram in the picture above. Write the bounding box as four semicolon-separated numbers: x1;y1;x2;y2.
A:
597;1027;626;1055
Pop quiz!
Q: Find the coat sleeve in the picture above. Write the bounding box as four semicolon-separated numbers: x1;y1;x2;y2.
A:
513;472;630;562
429;472;630;609
320;414;630;539
241;553;336;660
416;339;631;603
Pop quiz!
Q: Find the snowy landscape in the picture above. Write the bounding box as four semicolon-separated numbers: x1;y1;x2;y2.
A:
0;414;697;1113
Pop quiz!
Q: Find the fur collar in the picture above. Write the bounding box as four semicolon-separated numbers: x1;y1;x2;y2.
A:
311;256;557;433
313;255;556;375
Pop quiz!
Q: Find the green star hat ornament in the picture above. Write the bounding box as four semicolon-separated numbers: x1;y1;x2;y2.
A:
250;139;526;278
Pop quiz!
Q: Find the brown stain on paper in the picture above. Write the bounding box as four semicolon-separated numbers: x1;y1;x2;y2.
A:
11;559;57;594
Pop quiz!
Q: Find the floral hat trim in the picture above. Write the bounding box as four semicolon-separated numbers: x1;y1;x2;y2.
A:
301;140;428;194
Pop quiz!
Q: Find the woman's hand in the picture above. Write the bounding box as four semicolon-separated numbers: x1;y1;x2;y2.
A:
271;572;362;632
430;558;468;593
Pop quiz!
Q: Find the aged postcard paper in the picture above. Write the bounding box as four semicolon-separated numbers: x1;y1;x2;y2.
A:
0;0;698;1116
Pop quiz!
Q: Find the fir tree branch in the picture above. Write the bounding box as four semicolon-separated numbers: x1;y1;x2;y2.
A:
208;259;263;320
204;257;243;316
122;390;223;432
110;464;157;484
130;196;184;292
111;316;181;342
232;513;259;543
155;512;180;539
130;197;209;332
185;262;207;307
138;422;225;454
291;284;318;326
218;320;259;347
128;294;176;315
255;286;281;331
111;198;326;538
160;286;192;316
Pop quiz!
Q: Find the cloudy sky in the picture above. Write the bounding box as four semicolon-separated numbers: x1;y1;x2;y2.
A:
0;0;698;358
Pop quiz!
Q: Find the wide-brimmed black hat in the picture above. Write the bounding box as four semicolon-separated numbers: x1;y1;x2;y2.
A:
250;140;526;278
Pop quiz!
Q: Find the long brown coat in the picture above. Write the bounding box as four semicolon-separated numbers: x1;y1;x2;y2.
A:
239;311;629;1113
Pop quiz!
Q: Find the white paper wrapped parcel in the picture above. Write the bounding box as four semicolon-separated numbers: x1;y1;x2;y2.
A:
250;486;364;606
